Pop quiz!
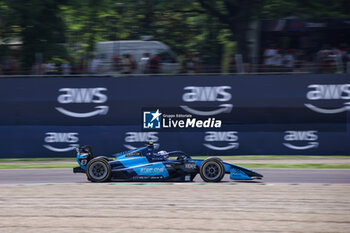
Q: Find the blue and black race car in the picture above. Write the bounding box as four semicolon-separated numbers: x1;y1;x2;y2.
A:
73;142;263;182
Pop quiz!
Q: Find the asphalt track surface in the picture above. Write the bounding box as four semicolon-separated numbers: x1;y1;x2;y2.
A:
1;169;350;233
0;168;349;185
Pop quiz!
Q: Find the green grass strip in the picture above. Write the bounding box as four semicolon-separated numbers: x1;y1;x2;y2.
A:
0;158;75;162
0;164;75;169
0;163;349;169
236;163;350;169
195;156;350;160
0;156;349;162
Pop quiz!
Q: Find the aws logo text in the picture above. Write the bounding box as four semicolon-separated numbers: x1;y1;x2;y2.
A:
43;132;79;152
204;131;239;151
124;132;159;150
283;130;318;150
305;84;350;114
181;86;233;116
56;87;109;118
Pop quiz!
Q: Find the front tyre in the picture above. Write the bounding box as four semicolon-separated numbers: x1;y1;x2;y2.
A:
86;158;111;182
199;157;225;182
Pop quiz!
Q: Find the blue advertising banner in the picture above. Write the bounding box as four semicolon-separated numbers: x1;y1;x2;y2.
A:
0;74;349;157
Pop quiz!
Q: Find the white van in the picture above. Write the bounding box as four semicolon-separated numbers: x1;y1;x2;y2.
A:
94;40;178;74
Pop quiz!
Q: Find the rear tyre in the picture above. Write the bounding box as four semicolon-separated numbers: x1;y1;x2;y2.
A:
199;157;225;182
86;157;111;182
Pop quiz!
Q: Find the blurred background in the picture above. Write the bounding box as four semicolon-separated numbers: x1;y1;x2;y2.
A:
0;0;350;158
1;0;350;76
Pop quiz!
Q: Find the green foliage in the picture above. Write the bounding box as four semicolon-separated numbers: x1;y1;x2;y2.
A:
221;41;235;74
1;0;349;72
3;0;68;69
262;0;350;19
0;163;75;169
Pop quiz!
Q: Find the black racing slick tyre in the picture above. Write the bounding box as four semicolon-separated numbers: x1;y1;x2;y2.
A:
86;157;111;182
199;157;225;182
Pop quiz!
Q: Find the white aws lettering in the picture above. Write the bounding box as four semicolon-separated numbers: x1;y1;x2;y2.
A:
204;131;238;142
58;87;108;103
125;132;159;142
284;131;318;141
182;86;231;102
44;132;79;143
307;84;350;100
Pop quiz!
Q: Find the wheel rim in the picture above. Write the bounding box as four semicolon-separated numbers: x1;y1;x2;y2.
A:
89;161;108;180
202;161;221;180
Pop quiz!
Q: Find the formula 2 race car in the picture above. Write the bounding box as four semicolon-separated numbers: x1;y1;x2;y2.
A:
73;142;263;182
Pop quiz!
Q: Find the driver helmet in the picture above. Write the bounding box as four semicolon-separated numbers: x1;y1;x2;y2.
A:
147;141;154;147
157;150;168;157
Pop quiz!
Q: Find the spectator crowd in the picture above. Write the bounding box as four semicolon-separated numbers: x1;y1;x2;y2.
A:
1;43;350;75
262;43;350;74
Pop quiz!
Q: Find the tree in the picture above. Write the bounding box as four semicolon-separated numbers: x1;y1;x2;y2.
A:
196;0;260;63
60;0;112;59
5;0;68;70
261;0;350;19
2;0;350;72
196;0;350;63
